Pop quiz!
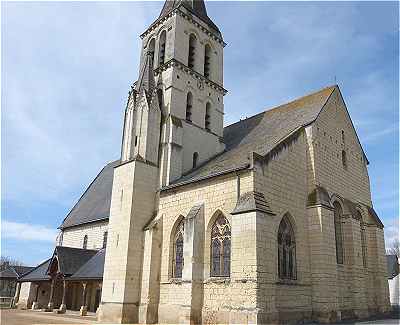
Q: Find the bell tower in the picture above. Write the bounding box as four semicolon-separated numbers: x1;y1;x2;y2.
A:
98;1;225;323
140;0;227;186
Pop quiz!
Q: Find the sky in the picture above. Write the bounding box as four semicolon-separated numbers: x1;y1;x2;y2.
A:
1;1;398;266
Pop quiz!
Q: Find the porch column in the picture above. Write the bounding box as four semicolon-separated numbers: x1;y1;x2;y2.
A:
58;279;67;313
12;282;21;308
79;282;88;316
46;277;56;311
31;283;40;310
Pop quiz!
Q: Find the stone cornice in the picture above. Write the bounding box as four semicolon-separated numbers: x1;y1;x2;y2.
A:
140;8;225;46
154;58;228;95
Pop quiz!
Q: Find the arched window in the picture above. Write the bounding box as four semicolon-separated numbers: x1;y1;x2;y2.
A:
192;152;199;169
333;202;344;264
204;44;211;78
172;219;184;278
342;150;347;169
341;130;345;144
205;102;211;131
186;92;193;122
159;31;166;65
83;235;88;249
278;216;296;280
210;215;231;277
188;34;196;69
103;231;108;249
148;38;155;66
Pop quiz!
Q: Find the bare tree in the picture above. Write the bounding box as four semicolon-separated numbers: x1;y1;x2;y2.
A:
0;256;24;271
388;239;400;259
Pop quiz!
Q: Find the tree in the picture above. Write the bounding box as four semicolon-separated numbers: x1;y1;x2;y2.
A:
388;239;400;259
0;256;24;271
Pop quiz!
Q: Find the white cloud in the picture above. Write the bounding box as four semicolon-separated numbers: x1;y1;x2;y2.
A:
384;217;399;250
1;220;58;242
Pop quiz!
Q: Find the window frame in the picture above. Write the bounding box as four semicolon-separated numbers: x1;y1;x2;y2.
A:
277;216;297;281
210;215;231;277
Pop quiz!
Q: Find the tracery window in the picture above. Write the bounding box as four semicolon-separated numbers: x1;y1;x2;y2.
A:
210;215;231;277
172;219;184;278
278;216;296;280
83;235;88;249
356;211;367;268
333;202;344;264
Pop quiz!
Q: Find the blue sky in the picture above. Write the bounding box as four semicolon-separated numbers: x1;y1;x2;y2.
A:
1;1;398;266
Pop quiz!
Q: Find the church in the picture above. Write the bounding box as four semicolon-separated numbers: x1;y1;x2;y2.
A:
15;0;390;324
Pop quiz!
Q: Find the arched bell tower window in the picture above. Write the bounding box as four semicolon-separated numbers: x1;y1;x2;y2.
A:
148;38;155;66
192;152;199;169
333;202;344;264
186;92;193;122
204;44;211;78
278;216;296;280
210;215;231;277
172;219;184;278
205;102;211;131
83;235;88;249
188;34;197;69
159;31;166;66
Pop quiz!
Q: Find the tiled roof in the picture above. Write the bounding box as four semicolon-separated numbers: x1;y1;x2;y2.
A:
0;266;35;280
18;259;51;282
68;249;105;281
49;246;98;276
387;255;399;279
159;0;221;36
59;160;119;229
167;85;336;189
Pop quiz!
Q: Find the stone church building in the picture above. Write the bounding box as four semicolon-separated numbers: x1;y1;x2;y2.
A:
16;0;390;324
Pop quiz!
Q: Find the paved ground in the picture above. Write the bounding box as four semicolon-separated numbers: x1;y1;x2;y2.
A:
0;309;97;325
0;309;398;325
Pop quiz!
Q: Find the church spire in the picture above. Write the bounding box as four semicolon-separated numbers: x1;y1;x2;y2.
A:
159;0;220;35
136;51;156;103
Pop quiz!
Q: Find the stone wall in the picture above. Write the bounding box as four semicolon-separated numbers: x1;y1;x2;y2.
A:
61;220;108;250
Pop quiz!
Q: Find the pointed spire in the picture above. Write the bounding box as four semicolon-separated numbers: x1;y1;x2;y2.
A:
136;51;156;103
159;0;220;35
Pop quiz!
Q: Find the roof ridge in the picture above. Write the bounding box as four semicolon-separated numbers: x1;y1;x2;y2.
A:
224;85;337;130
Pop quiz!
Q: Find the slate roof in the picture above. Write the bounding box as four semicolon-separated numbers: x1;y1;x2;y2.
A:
68;249;106;281
59;160;119;229
18;259;51;282
136;52;156;103
0;266;34;279
387;255;399;279
49;246;98;276
159;0;221;36
165;85;336;189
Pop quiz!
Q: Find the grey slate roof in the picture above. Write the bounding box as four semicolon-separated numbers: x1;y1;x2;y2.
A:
68;249;106;281
136;52;156;103
59;160;119;229
18;259;51;282
387;255;399;279
159;0;221;36
166;85;336;189
231;191;274;215
49;246;98;276
0;266;35;279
